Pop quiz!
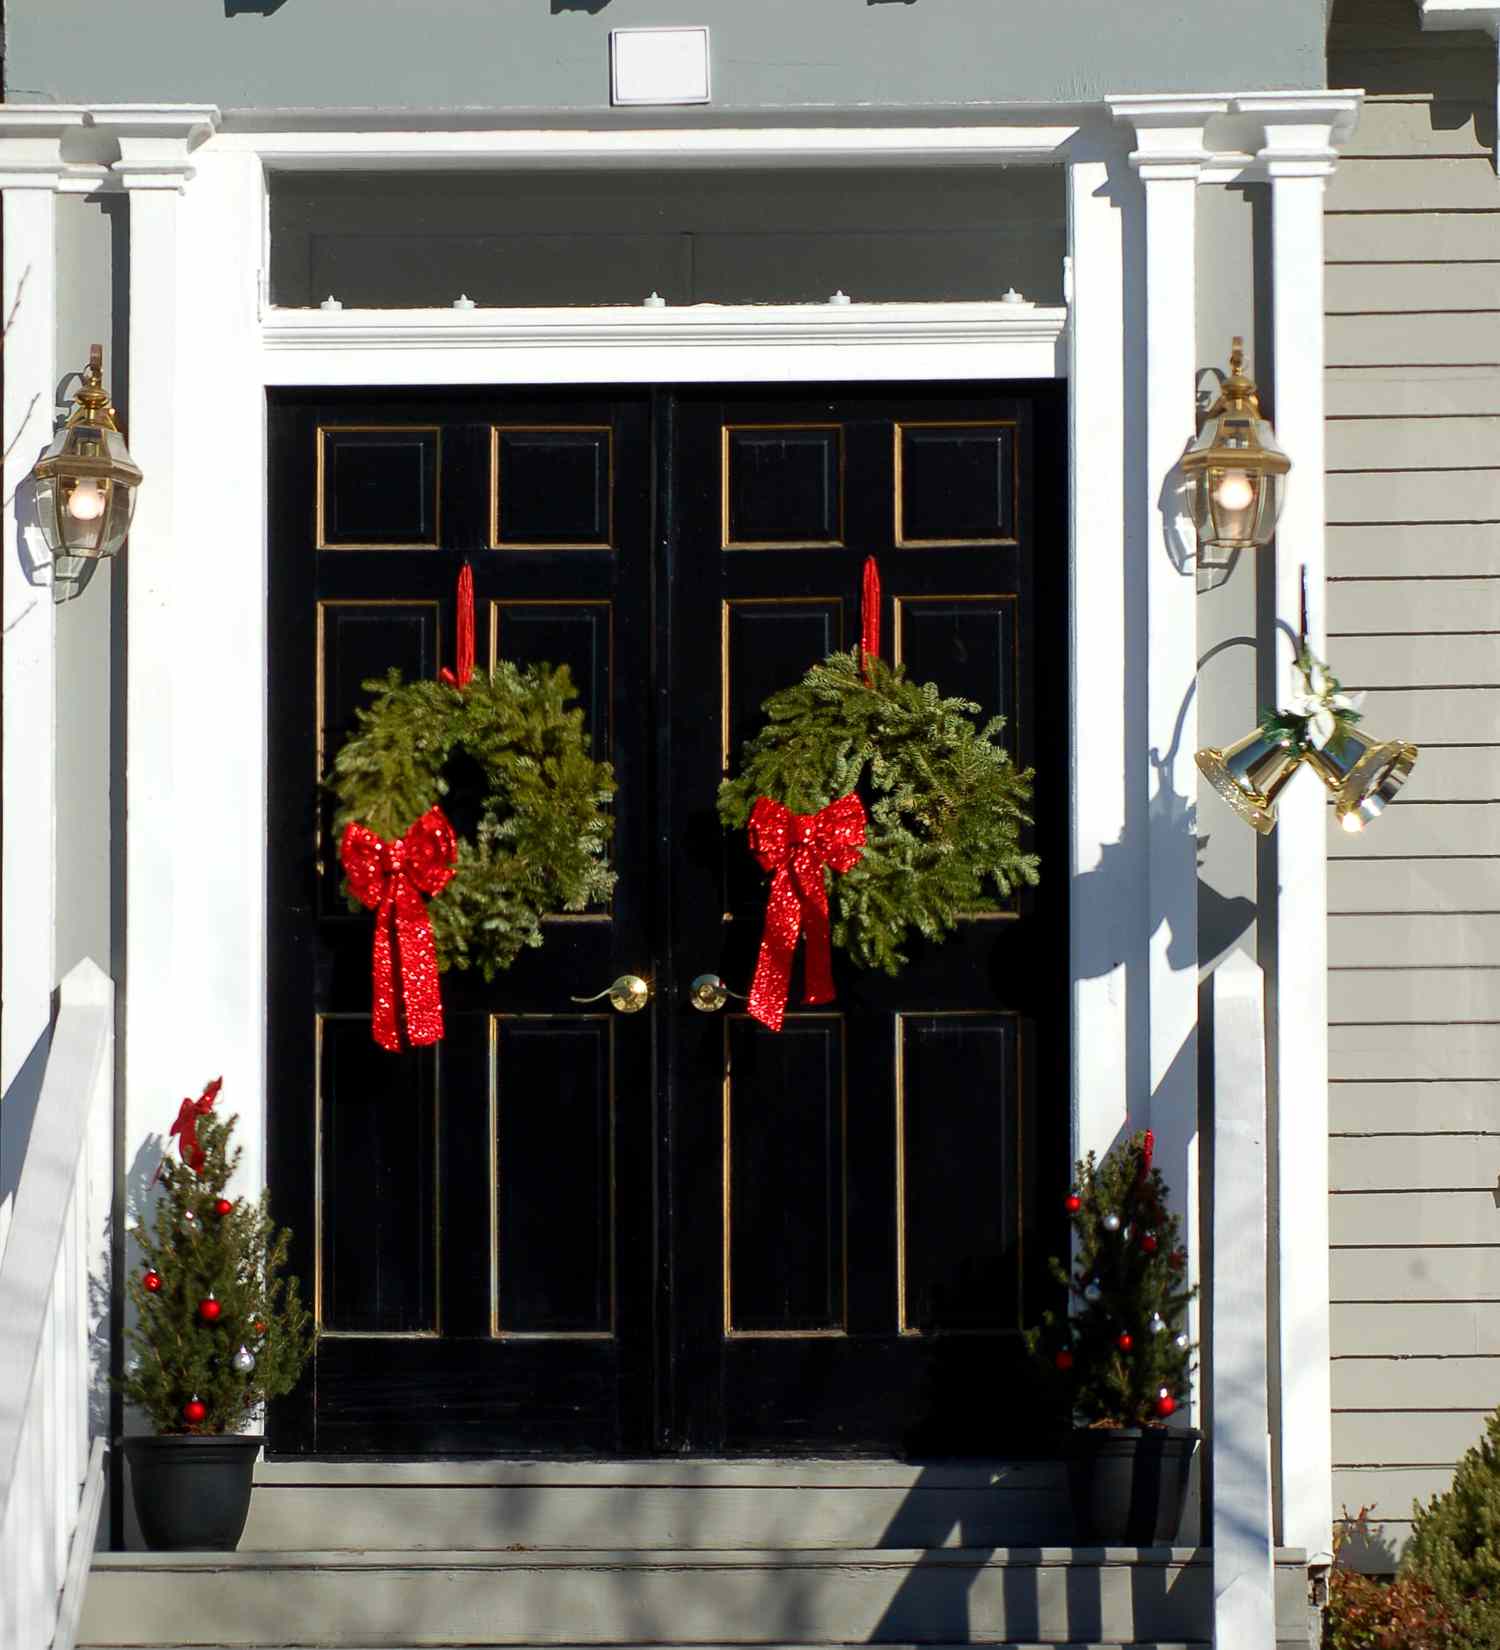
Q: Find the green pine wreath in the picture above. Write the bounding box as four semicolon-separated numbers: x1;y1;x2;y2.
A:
717;648;1039;974
328;662;615;979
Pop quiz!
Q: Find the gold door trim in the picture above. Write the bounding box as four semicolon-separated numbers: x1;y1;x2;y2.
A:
490;424;615;550
722;1012;849;1340
894;1009;1025;1338
315;598;442;782
721;423;846;550
313;1013;444;1338
891;592;1023;921
892;420;1019;548
490;1012;618;1341
720;596;845;771
316;425;443;550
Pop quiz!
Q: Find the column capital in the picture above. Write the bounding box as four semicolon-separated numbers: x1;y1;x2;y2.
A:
1235;91;1364;178
1108;94;1228;179
103;106;220;191
0;109;89;190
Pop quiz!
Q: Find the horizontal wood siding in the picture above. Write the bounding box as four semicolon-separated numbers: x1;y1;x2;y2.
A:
1327;0;1500;1569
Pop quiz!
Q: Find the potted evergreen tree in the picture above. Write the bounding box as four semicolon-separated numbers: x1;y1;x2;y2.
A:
119;1079;313;1550
1025;1130;1200;1545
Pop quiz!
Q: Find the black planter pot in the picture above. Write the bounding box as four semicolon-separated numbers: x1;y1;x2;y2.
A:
122;1434;261;1551
1066;1426;1201;1546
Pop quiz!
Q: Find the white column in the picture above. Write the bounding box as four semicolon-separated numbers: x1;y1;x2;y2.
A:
1240;90;1360;1569
1066;155;1131;1163
1110;96;1225;1421
0;114;85;1092
111;111;218;1267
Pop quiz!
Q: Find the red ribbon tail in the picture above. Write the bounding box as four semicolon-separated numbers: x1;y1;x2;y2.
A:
747;866;803;1032
860;555;881;685
800;892;836;1006
370;896;401;1053
393;881;445;1047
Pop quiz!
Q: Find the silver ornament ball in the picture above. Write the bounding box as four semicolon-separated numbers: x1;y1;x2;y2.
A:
232;1345;256;1374
1174;1332;1190;1351
1150;1313;1167;1334
1083;1280;1102;1303
1102;1213;1121;1234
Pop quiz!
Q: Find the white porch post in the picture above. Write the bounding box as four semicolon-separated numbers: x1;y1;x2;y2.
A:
112;109;218;1273
0;116;79;1093
1242;92;1361;1569
1110;96;1225;1416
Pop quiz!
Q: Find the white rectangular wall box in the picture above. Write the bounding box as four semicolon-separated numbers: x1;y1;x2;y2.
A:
610;27;711;107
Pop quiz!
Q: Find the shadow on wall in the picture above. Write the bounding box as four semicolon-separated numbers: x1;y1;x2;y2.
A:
224;1;295;15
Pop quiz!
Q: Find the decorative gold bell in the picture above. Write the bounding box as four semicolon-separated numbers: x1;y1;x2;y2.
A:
1195;727;1306;835
1303;726;1419;834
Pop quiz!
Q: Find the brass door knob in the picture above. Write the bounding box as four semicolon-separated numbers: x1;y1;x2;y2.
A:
571;974;652;1014
688;974;747;1013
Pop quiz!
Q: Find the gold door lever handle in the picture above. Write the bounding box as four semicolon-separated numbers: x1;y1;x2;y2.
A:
570;974;652;1014
688;974;748;1014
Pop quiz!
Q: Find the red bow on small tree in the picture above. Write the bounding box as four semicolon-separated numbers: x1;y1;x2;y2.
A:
159;1076;222;1180
745;792;867;1032
340;806;459;1051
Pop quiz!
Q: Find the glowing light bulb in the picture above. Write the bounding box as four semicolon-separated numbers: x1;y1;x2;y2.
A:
1341;812;1365;835
66;480;106;522
1214;471;1255;513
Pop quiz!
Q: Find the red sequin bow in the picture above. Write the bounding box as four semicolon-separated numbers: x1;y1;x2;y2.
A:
339;807;459;1051
746;793;867;1032
161;1076;222;1180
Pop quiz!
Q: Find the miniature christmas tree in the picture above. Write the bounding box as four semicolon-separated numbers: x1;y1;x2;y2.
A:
1401;1406;1500;1647
120;1079;312;1435
1025;1130;1198;1428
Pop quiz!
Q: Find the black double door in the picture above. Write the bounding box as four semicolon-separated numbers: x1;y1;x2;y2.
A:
268;383;1068;1457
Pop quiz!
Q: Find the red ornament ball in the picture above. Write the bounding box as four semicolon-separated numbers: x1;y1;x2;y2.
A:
1169;1249;1187;1271
1054;1349;1074;1371
1064;1193;1082;1213
182;1399;207;1423
253;1320;267;1337
142;1269;162;1294
1156;1393;1177;1418
1117;1332;1133;1352
198;1297;222;1322
214;1198;233;1217
1140;1231;1158;1254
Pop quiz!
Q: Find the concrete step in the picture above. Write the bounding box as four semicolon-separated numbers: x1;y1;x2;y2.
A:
79;1547;1216;1648
237;1460;1073;1552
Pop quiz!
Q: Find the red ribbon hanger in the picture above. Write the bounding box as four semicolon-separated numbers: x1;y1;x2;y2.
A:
861;555;881;684
439;562;476;688
157;1076;222;1182
340;807;459;1051
745;793;867;1032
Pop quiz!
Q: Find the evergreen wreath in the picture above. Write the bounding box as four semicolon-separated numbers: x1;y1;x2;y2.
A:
328;662;615;980
717;648;1039;975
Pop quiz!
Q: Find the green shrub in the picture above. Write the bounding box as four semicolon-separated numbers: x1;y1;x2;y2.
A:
1322;1508;1451;1650
1401;1406;1500;1648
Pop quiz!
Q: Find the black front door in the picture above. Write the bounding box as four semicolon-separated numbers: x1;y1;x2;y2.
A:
268;383;1068;1457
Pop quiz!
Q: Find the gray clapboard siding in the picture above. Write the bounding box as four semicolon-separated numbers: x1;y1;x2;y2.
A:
1334;1356;1500;1407
1332;634;1500;687
1333;46;1494;100
1330;1022;1500;1079
1329;523;1500;575
1333;1247;1500;1302
1328;804;1500;858
1325;746;1500;802
1335;1410;1494;1464
1328;211;1500;263
1328;369;1500;420
1325;576;1500;632
1330;967;1500;1022
1330;1302;1500;1356
1332;1189;1500;1246
1331;1080;1500;1133
1328;421;1500;475
1328;467;1500;522
1323;685;1500;742
1330;313;1500;370
1331;1134;1500;1191
1330;912;1500;967
1340;99;1492;160
1330;858;1500;916
1328;263;1500;315
1327;156;1500;212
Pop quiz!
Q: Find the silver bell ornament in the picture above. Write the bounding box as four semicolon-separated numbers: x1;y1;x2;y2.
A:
1102;1213;1122;1234
232;1345;256;1374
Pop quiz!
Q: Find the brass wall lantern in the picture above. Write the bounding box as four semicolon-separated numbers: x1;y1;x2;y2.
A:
1183;337;1289;552
32;345;142;565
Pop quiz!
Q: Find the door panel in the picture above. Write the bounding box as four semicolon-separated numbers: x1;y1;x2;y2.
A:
268;382;1066;1457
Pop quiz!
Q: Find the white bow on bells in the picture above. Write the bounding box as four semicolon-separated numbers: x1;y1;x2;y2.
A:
1285;651;1363;750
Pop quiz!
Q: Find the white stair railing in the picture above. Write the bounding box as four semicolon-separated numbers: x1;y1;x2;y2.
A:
1208;951;1277;1649
0;960;115;1650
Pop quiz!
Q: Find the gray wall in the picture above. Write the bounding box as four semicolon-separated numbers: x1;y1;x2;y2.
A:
4;0;1326;113
1325;0;1500;1572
